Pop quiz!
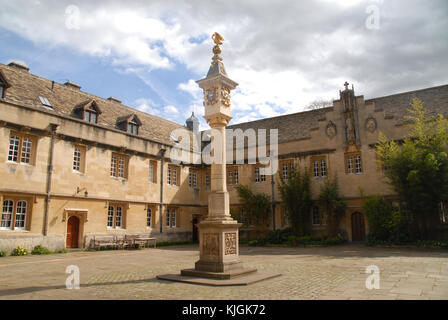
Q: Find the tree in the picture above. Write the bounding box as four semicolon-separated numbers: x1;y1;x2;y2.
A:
277;166;312;236
376;98;448;239
318;175;347;238
306;98;333;111
234;184;271;227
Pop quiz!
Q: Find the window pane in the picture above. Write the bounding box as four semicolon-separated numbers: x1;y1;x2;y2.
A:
167;167;171;184
234;170;239;184
118;157;125;178
313;161;319;177
193;171;197;188
21;137;32;164
116;206;122;228
228;170;233;185
1;200;13;229
15;200;27;229
282;164;288;180
107;206;114;227
255;167;259;182
90;112;97;124
355;155;362;173
110;155;117;177
0;86;4;98
166;209;170;227
171;209;176;228
73;148;81;171
147;208;152;227
321;160;327;177
149;162;154;182
173;168;177;185
347;157;353;174
8;135;20;162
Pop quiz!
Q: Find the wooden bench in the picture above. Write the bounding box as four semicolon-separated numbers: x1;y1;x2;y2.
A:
92;235;119;250
125;235;157;248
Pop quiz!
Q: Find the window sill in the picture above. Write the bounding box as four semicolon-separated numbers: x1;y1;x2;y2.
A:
0;229;29;232
110;176;128;181
6;161;34;167
73;170;85;175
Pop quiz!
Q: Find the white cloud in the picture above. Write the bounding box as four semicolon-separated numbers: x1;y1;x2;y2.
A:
134;98;162;116
164;105;179;115
1;0;446;126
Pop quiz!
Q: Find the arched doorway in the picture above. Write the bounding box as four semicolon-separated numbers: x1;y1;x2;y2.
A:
67;216;80;248
351;212;365;241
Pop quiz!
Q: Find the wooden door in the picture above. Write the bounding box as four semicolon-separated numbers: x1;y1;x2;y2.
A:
67;216;79;248
192;218;199;243
351;212;365;241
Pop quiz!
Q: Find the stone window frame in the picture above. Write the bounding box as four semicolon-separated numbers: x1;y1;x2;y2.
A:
166;207;178;228
146;206;154;228
149;160;157;183
279;159;294;180
205;170;211;189
254;165;267;183
310;155;328;178
107;203;126;229
7;131;38;166
345;152;363;175
227;166;239;185
311;205;327;226
188;168;198;189
110;153;129;179
167;164;180;186
73;144;86;173
0;195;33;231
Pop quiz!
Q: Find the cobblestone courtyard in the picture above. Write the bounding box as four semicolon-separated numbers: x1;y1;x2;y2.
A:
1;244;448;300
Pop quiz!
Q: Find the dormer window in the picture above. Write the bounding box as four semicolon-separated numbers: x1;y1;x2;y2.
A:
84;109;97;124
117;114;142;135
127;121;139;135
73;100;102;124
0;70;11;99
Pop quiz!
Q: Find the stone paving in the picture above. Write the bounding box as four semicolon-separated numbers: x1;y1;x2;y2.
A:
0;244;447;300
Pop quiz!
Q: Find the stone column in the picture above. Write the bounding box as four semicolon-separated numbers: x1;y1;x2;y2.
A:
181;33;256;279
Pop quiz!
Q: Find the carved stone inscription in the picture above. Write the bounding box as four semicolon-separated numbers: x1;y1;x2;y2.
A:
224;232;237;255
203;233;219;256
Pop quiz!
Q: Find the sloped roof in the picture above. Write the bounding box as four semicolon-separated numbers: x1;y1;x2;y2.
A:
229;84;448;143
0;63;183;145
365;84;448;125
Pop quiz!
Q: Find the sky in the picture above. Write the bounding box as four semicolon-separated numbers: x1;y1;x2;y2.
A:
0;0;447;130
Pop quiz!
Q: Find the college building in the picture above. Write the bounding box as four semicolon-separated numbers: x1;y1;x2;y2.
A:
1;60;447;251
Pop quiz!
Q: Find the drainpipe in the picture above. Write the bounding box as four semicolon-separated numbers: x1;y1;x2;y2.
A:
271;172;276;231
159;148;166;234
43;123;59;236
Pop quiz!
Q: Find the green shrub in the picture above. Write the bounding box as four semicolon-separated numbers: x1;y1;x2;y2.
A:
265;228;294;244
363;195;412;242
54;248;68;254
0;250;8;257
11;245;28;256
31;245;52;255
